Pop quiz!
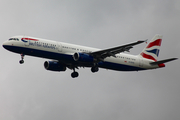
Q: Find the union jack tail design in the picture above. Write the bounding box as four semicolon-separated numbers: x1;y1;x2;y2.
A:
139;34;162;61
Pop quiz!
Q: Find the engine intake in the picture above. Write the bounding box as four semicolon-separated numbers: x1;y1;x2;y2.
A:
44;61;66;71
73;52;94;63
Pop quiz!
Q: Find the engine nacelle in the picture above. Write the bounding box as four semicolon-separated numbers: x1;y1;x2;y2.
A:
73;52;94;63
44;61;66;72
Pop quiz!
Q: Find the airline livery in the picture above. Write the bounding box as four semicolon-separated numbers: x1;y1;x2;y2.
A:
3;34;177;78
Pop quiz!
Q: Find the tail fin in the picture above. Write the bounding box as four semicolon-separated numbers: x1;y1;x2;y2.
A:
139;34;162;61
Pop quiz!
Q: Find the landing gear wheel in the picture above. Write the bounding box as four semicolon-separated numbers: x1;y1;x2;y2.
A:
91;66;99;73
19;60;24;64
71;72;79;78
19;54;25;64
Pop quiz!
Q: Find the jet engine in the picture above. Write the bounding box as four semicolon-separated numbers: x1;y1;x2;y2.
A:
73;52;94;63
44;61;66;71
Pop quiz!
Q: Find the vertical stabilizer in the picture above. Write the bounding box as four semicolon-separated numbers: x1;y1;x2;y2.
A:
139;34;162;61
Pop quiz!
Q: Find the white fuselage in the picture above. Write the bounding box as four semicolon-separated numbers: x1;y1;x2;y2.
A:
3;36;160;72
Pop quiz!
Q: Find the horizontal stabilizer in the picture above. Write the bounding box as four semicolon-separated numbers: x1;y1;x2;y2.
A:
150;58;178;65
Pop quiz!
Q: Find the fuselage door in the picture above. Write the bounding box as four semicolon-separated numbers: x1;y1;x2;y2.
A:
139;58;143;67
57;42;62;52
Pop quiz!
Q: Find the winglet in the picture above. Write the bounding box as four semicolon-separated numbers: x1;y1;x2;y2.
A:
145;39;148;44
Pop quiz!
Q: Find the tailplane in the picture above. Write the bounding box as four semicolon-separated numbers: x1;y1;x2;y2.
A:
150;58;178;65
150;58;178;68
140;34;162;61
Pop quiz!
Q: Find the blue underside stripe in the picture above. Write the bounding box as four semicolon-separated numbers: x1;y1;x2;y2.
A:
3;45;145;71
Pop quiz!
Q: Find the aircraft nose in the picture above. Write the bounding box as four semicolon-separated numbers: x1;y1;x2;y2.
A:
2;41;10;49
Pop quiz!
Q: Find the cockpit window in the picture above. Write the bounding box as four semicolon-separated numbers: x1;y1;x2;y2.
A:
9;38;19;41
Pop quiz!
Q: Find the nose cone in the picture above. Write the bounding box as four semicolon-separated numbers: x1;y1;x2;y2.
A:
2;41;9;50
2;41;14;51
2;41;7;49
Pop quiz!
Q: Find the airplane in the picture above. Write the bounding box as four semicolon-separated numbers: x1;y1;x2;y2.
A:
2;34;177;78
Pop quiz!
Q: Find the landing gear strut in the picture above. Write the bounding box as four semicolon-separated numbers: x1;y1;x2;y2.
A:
19;54;24;64
71;68;79;78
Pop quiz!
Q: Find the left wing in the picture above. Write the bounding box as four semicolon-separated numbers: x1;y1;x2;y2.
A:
89;40;147;61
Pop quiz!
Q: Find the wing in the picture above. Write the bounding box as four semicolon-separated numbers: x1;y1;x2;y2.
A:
90;40;147;61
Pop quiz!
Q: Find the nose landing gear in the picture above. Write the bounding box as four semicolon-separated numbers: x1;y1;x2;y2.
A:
19;54;24;64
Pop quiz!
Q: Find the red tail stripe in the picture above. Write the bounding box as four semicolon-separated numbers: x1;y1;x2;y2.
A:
146;39;162;48
140;52;157;61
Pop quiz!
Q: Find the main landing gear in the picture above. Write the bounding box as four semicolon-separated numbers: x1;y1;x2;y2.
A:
91;63;99;73
70;65;99;78
19;54;24;64
71;68;79;78
91;66;99;73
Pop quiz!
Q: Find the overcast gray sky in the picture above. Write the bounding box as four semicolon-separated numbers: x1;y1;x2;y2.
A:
0;0;180;120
